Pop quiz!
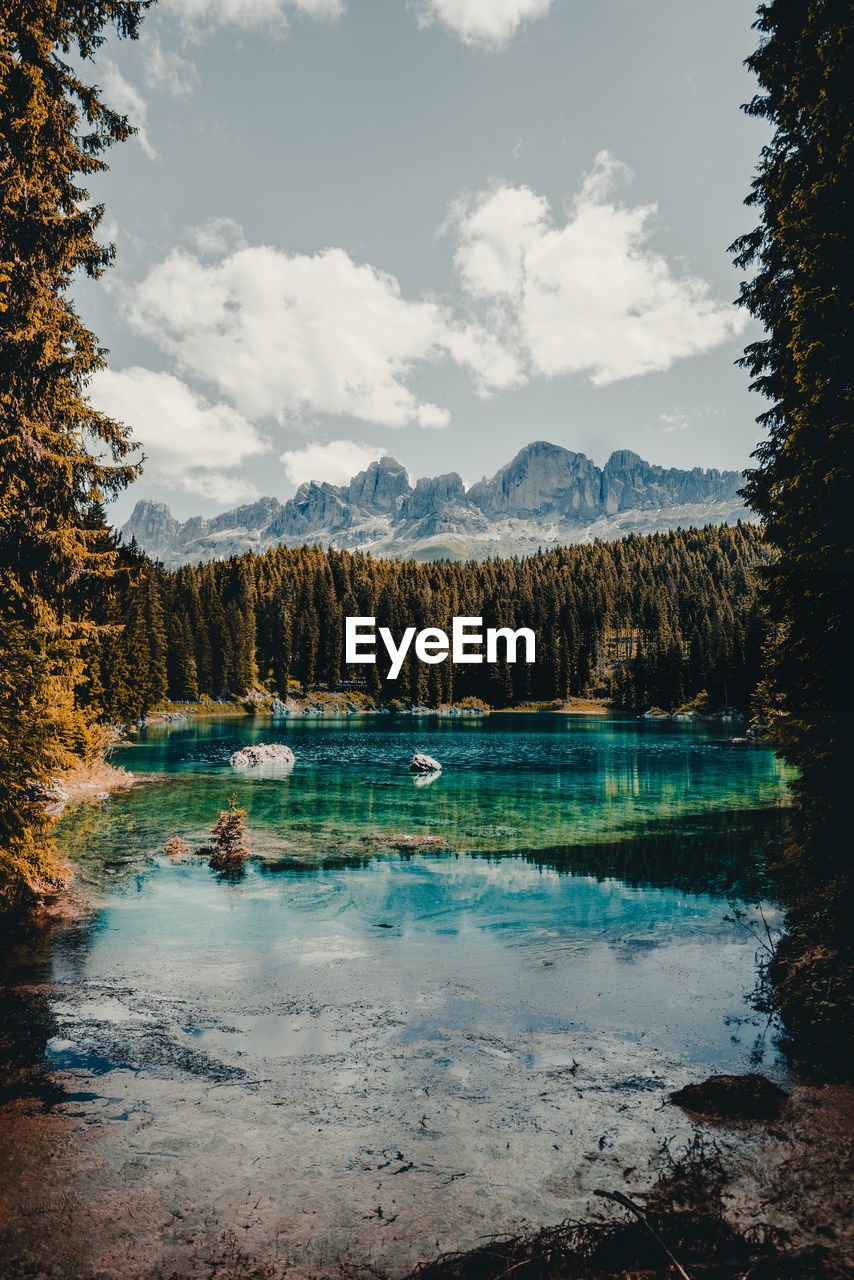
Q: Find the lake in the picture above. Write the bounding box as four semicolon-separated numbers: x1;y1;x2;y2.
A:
0;713;792;1277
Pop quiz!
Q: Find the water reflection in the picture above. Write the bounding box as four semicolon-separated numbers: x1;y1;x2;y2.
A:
0;716;795;1280
1;717;791;1096
56;714;790;899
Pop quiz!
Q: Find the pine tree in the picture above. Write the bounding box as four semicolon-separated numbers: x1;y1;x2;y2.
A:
0;1;148;913
731;0;854;1065
99;525;773;724
209;795;249;871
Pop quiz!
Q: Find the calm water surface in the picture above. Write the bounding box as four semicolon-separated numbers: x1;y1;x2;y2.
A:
48;713;792;1069
67;710;791;860
1;714;794;1274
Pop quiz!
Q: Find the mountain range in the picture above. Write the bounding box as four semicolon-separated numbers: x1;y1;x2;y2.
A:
121;441;749;567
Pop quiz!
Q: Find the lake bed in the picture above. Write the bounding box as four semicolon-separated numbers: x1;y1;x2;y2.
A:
0;714;794;1277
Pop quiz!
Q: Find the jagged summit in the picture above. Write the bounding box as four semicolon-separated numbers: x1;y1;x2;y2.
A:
346;456;410;512
121;442;747;567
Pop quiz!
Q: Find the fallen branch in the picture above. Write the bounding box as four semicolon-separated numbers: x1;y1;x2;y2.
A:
594;1188;694;1280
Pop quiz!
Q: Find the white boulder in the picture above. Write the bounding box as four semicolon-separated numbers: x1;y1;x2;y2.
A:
230;743;295;769
409;752;441;774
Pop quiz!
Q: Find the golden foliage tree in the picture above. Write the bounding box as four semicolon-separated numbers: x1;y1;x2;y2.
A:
0;2;148;912
209;796;250;872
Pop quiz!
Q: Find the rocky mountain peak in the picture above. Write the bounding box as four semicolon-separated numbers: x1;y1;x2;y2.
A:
122;499;179;551
401;472;468;520
468;441;600;518
604;449;644;470
346;456;410;512
120;441;747;567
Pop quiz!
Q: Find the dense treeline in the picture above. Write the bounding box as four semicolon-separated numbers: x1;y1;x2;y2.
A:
96;522;773;719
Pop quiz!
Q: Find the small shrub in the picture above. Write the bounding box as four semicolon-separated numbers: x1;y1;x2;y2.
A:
209;795;250;871
163;836;189;859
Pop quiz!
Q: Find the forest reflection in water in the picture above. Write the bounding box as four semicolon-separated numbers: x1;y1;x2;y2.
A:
0;715;794;1278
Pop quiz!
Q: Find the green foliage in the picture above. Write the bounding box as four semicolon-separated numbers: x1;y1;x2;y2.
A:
0;2;147;913
103;522;772;715
0;621;69;913
731;0;854;1065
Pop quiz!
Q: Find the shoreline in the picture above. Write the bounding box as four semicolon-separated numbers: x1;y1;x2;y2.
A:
138;696;750;725
3;713;839;1278
138;695;622;725
42;757;140;824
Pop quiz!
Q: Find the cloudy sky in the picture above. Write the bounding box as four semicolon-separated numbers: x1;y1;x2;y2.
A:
79;0;769;521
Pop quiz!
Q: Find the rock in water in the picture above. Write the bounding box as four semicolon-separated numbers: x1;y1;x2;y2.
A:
271;698;289;719
409;753;441;774
230;743;295;769
670;1073;788;1121
412;770;441;788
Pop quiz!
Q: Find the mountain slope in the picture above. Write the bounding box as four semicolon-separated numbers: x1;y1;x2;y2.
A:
121;442;748;567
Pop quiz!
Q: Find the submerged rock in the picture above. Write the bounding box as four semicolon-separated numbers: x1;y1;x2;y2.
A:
409;752;441;774
412;770;441;788
670;1072;788;1122
369;832;450;850
230;743;295;769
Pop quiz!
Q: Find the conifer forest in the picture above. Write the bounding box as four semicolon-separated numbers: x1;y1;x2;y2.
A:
1;2;853;1277
97;522;772;720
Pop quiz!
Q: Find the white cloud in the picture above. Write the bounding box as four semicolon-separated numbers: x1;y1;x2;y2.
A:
188;217;248;257
657;411;691;433
162;0;344;37
281;440;386;488
451;183;548;297
99;61;156;159
89;367;269;503
112;154;734;475
140;34;199;98
450;152;745;385
645;406;721;435
179;471;262;504
441;324;522;396
416;0;554;50
125;238;510;429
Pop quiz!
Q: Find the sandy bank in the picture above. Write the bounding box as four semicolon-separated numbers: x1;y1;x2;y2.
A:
44;758;138;819
64;759;135;802
499;698;615;714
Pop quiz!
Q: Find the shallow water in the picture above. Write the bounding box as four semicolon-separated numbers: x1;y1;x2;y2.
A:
61;711;790;876
1;713;793;1277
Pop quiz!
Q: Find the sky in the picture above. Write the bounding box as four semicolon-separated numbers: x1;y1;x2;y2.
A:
77;0;771;523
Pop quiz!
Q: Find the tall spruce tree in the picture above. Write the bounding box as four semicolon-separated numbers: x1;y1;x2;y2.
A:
0;2;148;912
731;0;854;1062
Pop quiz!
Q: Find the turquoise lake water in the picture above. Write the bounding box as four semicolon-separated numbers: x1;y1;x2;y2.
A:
0;713;796;1274
62;710;791;876
47;712;792;1068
